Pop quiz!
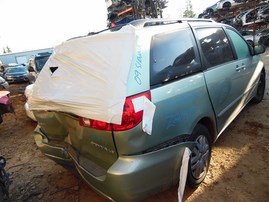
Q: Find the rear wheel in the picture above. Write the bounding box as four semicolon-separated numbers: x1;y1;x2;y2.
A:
252;70;265;103
187;124;212;187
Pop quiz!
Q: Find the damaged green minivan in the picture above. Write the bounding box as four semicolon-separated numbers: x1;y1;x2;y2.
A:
29;18;266;201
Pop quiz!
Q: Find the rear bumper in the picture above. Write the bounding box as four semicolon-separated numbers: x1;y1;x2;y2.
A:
24;103;36;121
34;127;194;201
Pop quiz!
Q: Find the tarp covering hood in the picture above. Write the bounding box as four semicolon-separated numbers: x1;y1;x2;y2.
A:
29;25;136;124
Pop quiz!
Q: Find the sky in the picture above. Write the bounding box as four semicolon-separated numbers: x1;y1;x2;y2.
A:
0;0;216;53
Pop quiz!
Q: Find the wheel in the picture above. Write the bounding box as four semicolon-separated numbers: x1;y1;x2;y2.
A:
0;186;3;202
206;8;214;14
187;124;212;187
252;70;265;103
265;38;269;46
223;2;231;9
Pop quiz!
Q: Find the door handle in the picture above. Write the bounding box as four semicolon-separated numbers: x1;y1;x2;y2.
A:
236;65;242;72
241;63;246;70
236;65;246;72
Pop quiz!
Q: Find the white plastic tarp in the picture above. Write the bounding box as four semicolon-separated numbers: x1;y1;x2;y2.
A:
29;26;136;124
178;147;191;202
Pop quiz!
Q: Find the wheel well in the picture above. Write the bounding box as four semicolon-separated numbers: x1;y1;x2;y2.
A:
206;8;214;14
198;117;217;143
223;2;231;8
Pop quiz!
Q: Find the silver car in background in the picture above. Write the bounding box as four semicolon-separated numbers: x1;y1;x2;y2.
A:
0;76;9;90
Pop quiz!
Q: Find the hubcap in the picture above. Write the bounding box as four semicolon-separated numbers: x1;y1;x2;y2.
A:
190;135;210;179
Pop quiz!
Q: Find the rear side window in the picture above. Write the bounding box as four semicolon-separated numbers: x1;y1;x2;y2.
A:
196;28;234;68
150;28;201;86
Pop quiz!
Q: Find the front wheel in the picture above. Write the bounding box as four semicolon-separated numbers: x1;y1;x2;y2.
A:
187;124;212;187
252;70;265;104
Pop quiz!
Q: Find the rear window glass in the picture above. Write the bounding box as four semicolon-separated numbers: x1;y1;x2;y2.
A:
150;28;201;86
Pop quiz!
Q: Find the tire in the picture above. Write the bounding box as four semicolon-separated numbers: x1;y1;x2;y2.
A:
252;70;266;103
0;186;3;202
187;124;212;187
265;38;269;46
206;8;214;14
223;2;231;9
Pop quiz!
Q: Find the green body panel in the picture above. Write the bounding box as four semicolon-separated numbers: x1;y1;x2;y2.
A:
34;111;118;169
34;127;194;201
204;54;261;134
114;73;216;155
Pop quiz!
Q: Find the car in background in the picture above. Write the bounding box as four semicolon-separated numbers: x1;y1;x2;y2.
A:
3;65;30;83
238;4;269;26
0;90;13;124
0;76;9;90
28;52;52;83
240;30;261;46
258;28;269;46
257;5;269;22
205;0;237;14
24;84;36;121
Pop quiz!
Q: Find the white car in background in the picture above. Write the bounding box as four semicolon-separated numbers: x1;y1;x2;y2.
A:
24;84;36;121
240;30;261;46
0;76;9;90
205;0;236;14
217;0;236;10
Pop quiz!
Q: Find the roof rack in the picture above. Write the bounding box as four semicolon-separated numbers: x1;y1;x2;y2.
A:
129;18;216;28
67;18;216;41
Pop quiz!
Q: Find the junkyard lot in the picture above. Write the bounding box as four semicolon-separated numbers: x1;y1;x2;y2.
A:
0;50;269;201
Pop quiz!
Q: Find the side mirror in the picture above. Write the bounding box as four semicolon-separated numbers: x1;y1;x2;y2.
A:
253;44;266;55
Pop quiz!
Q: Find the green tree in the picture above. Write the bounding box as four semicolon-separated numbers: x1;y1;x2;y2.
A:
183;0;195;18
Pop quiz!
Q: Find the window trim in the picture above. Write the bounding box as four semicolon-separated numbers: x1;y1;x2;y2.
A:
193;26;236;70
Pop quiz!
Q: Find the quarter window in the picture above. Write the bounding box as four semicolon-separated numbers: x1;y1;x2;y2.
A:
226;29;250;59
150;29;201;86
196;28;234;68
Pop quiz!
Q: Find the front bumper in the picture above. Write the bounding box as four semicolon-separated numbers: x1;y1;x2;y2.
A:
34;127;194;201
6;76;29;83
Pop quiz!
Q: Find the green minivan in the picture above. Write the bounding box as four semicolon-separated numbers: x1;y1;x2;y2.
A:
29;19;266;201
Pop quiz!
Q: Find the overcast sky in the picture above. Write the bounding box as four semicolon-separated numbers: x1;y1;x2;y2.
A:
0;0;216;53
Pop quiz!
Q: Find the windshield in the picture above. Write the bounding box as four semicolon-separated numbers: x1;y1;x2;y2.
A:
35;55;50;72
6;67;27;74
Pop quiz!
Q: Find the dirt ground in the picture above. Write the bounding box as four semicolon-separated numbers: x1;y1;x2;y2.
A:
0;50;269;202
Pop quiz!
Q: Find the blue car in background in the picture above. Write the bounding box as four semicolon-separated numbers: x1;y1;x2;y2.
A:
3;65;30;83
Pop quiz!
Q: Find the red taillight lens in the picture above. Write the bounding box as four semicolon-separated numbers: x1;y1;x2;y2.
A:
79;91;151;131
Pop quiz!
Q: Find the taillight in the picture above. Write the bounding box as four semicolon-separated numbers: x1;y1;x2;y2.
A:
79;91;151;131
